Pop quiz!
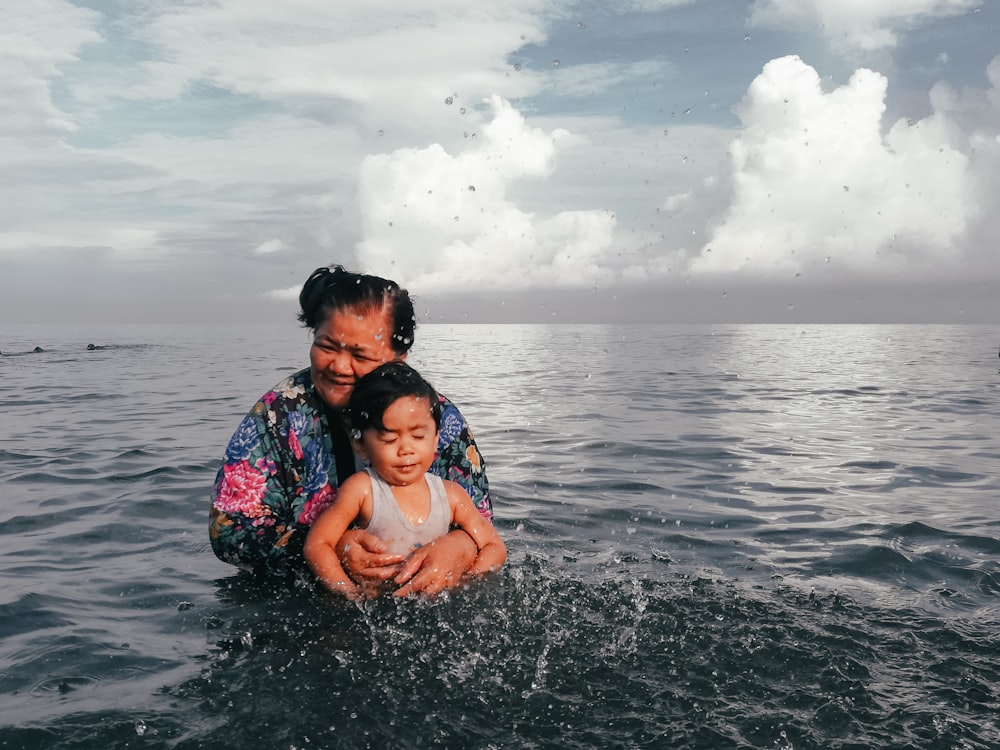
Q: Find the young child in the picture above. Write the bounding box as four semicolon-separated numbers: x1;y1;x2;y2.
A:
304;362;506;598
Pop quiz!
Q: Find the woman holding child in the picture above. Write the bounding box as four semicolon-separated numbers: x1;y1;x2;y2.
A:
209;264;496;597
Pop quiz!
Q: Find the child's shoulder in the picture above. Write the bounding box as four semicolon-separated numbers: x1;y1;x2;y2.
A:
340;468;374;494
439;476;471;500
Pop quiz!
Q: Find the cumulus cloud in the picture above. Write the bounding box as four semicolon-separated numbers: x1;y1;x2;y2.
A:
690;55;977;279
751;0;979;52
355;96;618;291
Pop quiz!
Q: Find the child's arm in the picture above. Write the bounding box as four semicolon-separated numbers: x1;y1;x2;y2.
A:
444;480;507;576
303;472;372;599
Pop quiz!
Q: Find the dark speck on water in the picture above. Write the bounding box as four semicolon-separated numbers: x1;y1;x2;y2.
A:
1;322;999;749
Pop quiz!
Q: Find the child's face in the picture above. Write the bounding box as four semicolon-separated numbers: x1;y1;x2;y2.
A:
357;395;439;486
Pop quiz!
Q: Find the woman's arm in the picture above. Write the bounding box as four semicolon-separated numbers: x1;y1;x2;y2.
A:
429;398;493;520
210;374;339;573
209;406;301;572
391;529;480;597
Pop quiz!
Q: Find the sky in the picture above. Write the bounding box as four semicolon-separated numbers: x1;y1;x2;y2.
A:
2;0;998;324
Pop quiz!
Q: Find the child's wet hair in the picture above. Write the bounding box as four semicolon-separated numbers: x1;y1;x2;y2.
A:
348;362;442;434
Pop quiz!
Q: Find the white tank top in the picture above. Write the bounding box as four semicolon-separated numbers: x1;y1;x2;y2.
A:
363;468;451;554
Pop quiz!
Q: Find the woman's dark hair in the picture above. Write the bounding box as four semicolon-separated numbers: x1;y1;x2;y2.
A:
297;264;416;355
348;362;442;434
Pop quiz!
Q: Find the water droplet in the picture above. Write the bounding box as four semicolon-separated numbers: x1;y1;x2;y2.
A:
663;128;669;136
577;21;586;29
683;108;691;115
744;33;751;41
843;185;850;191
459;107;466;114
551;59;560;67
467;185;476;191
513;62;522;71
444;96;453;105
377;129;384;136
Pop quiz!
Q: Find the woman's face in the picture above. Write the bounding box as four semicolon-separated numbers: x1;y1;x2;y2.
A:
309;304;403;409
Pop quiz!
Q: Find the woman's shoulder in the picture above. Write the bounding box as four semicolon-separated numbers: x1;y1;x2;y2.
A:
258;368;314;406
436;393;471;443
246;368;321;425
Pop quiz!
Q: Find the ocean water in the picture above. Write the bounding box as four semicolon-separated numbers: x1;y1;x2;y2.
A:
1;322;999;750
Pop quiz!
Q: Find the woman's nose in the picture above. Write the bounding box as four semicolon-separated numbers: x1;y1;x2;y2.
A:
328;350;353;374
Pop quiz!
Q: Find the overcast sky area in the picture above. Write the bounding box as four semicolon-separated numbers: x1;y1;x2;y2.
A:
2;0;998;324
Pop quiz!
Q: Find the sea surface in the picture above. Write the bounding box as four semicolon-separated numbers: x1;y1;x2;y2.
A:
1;322;999;750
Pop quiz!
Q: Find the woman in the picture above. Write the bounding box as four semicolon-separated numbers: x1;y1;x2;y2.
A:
209;264;491;596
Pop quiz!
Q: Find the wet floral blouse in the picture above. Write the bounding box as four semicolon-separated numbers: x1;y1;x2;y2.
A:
209;368;491;573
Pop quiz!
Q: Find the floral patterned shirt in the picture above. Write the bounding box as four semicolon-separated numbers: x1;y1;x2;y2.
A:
209;368;491;574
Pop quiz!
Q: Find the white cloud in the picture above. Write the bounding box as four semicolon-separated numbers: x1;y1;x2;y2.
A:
0;0;101;138
690;55;975;278
533;59;675;98
0;226;158;254
355;96;618;290
254;239;289;255
751;0;978;52
661;192;692;213
118;2;554;124
266;285;301;301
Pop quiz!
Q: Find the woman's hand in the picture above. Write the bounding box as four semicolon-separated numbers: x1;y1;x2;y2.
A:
392;529;478;597
336;529;407;584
